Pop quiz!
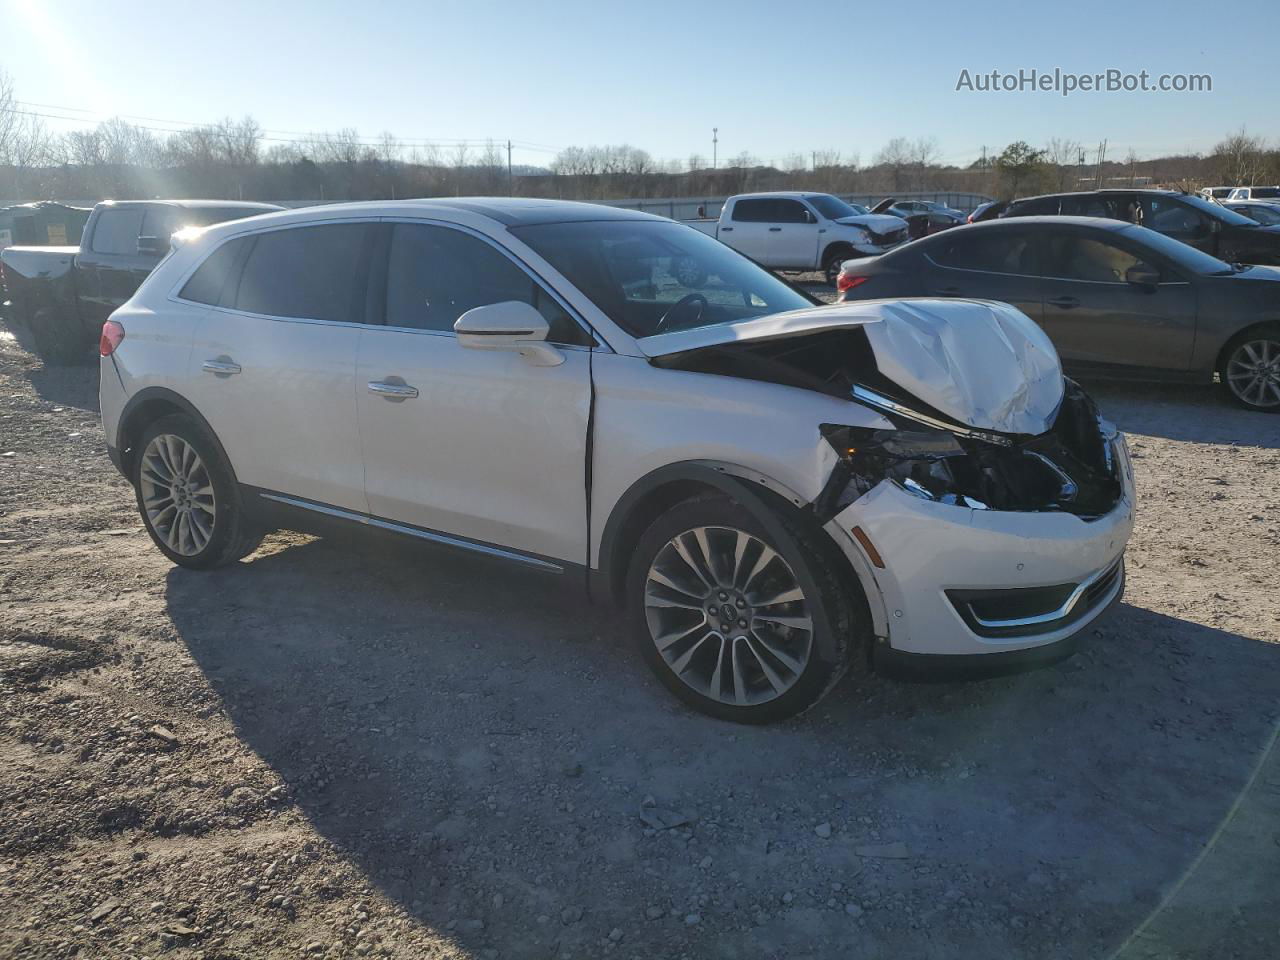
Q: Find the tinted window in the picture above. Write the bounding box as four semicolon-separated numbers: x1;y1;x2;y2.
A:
90;209;145;255
1140;196;1207;234
1251;187;1280;199
1008;197;1060;217
510;220;815;338
731;199;774;222
1242;205;1280;225
179;238;249;305
1178;193;1254;226
806;195;859;220
384;224;587;344
235;224;369;321
931;231;1036;274
1043;235;1147;282
774;200;811;224
141;207;181;248
1061;195;1128;219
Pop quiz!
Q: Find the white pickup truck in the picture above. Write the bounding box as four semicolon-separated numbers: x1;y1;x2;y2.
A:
684;192;910;285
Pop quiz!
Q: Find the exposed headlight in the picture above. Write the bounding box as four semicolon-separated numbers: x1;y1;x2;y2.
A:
814;382;1123;520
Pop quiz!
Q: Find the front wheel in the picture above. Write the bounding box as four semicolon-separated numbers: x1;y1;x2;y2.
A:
1220;325;1280;412
133;415;263;568
627;495;863;723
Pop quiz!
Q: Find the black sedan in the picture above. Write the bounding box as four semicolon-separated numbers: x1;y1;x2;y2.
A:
836;216;1280;411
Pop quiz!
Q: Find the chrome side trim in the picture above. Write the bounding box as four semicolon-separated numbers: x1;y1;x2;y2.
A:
850;385;1014;446
969;558;1121;630
258;493;565;573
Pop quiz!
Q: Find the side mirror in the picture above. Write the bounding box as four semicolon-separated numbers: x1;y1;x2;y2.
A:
804;209;818;224
137;235;168;257
454;300;563;366
1125;264;1160;288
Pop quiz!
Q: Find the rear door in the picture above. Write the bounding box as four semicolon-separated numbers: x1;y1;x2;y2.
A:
354;221;593;565
183;221;373;512
722;199;773;261
920;228;1044;322
768;198;822;269
1037;228;1196;369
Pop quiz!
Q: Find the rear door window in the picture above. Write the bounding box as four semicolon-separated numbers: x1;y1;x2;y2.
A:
234;223;370;322
90;209;145;255
930;232;1037;274
1043;235;1149;282
383;224;589;345
731;199;775;222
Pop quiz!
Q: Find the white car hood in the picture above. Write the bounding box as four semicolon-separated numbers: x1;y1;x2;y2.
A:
641;298;1064;436
834;214;907;233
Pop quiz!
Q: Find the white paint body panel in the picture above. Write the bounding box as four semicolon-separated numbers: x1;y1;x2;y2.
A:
355;326;590;564
185;310;367;513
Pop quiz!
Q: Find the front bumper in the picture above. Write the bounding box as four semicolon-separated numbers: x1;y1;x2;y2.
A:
826;436;1135;665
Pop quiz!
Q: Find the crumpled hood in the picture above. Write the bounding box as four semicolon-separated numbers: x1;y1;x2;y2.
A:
640;298;1064;435
833;214;908;234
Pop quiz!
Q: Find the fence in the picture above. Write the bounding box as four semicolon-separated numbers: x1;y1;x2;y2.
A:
604;191;993;220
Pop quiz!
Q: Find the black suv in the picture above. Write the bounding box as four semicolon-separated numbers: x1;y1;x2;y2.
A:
1001;189;1280;266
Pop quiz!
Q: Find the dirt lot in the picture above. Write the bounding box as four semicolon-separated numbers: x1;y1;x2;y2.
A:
2;321;1279;960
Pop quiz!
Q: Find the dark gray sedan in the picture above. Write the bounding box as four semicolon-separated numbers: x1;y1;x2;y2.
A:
836;216;1280;412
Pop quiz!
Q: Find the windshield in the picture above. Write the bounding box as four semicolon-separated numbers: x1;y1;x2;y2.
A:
1120;223;1236;274
1180;193;1255;227
806;195;861;220
510;220;816;338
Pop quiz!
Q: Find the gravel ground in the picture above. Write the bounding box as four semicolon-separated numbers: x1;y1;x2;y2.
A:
2;319;1279;960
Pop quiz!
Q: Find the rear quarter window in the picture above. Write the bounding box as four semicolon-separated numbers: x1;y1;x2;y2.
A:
234;224;370;322
178;238;250;305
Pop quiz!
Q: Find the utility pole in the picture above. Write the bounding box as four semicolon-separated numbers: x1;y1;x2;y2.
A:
507;140;513;196
712;128;718;169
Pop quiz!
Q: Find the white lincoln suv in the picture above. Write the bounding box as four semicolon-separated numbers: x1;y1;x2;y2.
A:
98;199;1135;723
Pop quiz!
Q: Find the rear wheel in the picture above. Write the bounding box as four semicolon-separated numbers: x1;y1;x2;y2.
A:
1220;325;1280;412
627;495;863;723
132;415;263;568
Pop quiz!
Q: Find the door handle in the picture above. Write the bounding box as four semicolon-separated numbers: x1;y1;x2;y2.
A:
934;287;962;296
201;359;241;376
768;227;782;232
720;227;733;232
368;379;419;401
1047;296;1081;309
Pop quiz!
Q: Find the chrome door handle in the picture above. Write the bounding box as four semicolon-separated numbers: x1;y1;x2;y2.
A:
1048;296;1081;309
768;227;782;232
368;380;419;400
202;359;241;375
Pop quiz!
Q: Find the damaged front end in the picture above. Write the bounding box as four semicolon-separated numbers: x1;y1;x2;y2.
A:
813;378;1124;522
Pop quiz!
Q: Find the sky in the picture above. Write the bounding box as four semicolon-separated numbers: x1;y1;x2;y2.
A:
1;0;1276;170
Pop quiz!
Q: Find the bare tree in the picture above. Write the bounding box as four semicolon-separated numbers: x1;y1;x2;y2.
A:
1212;128;1269;186
874;137;912;191
1044;138;1083;191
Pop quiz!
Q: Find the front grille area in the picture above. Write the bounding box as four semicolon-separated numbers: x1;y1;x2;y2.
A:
872;227;908;246
946;557;1124;639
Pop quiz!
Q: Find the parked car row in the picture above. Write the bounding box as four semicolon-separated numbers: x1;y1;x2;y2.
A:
1;198;280;361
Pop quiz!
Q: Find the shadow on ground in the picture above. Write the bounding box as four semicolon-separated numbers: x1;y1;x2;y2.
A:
164;531;1280;959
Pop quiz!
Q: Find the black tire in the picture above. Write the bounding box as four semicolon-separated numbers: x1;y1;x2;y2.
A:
132;414;263;568
30;307;87;365
1218;323;1280;413
626;494;865;723
822;248;854;287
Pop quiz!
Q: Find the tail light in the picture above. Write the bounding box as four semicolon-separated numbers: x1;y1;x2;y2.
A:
835;274;870;295
100;320;125;357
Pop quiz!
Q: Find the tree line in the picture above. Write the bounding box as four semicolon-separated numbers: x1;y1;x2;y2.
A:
3;71;1276;209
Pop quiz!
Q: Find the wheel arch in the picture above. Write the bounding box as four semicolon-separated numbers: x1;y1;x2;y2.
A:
1214;318;1280;377
821;240;856;269
596;461;876;628
115;387;237;483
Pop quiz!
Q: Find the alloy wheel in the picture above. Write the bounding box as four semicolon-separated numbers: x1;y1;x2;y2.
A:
139;434;217;556
1226;337;1280;409
643;526;813;706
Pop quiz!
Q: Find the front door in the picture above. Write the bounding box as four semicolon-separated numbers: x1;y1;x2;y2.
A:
1038;231;1196;370
184;222;373;513
767;199;822;269
355;222;593;566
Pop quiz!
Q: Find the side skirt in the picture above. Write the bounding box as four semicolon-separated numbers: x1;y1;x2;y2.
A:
240;486;575;577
